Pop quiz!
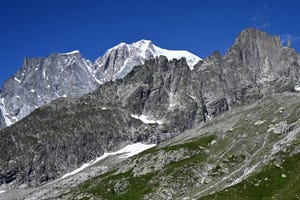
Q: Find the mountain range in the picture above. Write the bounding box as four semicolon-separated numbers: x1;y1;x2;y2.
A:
0;28;300;200
0;40;200;129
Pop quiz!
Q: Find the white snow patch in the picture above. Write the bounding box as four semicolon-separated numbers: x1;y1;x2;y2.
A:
294;85;300;92
210;140;217;145
11;116;18;121
30;89;35;93
254;120;265;125
201;177;206;184
188;95;196;100
116;58;132;77
131;114;163;125
116;143;156;158
14;77;21;83
84;58;102;85
61;143;156;179
207;115;212;120
47;85;50;88
101;107;108;110
153;45;201;70
62;94;67;98
43;69;46;79
54;92;60;97
62;50;80;55
0;190;5;194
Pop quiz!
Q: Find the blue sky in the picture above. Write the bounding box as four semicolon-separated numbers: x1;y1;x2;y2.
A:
1;0;300;87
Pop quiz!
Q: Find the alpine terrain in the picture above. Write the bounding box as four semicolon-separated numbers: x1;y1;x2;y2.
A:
0;40;200;129
0;28;300;200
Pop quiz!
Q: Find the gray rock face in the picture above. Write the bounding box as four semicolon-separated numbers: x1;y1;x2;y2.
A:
0;28;300;188
0;41;200;129
192;28;300;112
0;51;99;128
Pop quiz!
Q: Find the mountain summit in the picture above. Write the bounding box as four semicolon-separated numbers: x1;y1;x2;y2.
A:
93;39;201;82
0;40;200;128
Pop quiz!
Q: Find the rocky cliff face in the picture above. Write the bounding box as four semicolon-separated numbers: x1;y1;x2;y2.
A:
0;41;200;129
0;28;300;190
0;51;99;128
223;28;299;90
192;28;300;113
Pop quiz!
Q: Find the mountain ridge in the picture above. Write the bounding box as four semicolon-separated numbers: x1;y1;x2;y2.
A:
0;40;201;129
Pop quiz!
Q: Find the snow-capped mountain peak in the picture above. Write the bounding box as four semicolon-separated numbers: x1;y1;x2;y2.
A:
93;39;201;82
153;45;201;70
111;39;201;67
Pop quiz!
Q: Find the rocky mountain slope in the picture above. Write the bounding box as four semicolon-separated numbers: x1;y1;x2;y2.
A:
1;92;299;200
0;28;300;199
0;41;200;129
58;93;300;200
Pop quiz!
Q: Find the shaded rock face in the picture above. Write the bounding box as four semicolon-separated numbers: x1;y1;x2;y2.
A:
0;28;300;187
95;57;201;133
